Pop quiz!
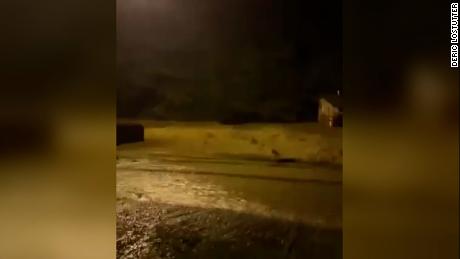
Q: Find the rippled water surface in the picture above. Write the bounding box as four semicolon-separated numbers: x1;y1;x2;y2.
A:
117;155;341;228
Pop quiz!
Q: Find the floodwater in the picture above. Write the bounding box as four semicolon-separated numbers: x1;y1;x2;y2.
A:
117;153;341;229
116;125;342;258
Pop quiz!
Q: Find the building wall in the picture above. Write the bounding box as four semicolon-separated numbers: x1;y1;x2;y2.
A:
318;99;340;126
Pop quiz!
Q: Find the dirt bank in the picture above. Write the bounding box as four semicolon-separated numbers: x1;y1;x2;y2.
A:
117;121;342;165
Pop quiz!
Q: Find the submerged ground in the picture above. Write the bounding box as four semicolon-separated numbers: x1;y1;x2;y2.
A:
117;121;342;259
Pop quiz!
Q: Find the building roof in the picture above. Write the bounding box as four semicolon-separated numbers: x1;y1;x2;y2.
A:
320;95;343;110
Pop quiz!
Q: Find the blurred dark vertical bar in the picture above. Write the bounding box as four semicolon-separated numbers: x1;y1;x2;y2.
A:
0;0;115;257
344;0;458;259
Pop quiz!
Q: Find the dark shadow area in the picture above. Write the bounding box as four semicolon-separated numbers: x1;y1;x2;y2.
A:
0;118;53;157
117;0;341;123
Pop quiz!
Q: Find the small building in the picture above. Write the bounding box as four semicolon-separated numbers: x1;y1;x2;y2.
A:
318;95;342;127
116;122;144;145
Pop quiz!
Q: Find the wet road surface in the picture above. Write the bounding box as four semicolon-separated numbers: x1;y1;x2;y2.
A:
117;153;342;259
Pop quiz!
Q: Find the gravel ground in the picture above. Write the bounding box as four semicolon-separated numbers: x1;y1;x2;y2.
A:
117;198;341;259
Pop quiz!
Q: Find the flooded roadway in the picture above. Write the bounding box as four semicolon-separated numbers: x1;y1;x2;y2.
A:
117;150;341;259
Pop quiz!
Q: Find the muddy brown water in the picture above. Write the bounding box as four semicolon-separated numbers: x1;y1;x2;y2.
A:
117;154;341;258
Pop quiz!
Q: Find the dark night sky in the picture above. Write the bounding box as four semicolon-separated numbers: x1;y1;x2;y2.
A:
117;0;341;122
